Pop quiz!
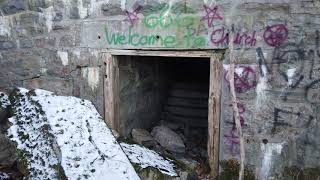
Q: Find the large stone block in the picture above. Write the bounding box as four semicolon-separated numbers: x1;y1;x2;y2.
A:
101;3;124;16
28;0;52;12
59;35;75;47
19;13;40;25
151;126;185;153
0;108;8;125
34;37;56;48
0;133;17;166
19;38;33;48
23;77;73;96
0;0;26;15
0;41;16;50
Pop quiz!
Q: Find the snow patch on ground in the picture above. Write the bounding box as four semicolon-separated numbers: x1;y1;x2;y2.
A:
7;88;60;179
7;88;139;180
33;89;139;180
120;143;177;176
0;92;10;108
0;172;10;180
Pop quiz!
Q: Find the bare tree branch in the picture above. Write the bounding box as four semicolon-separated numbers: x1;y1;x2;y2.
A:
228;26;245;180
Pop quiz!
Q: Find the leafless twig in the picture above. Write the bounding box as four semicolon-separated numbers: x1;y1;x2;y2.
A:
228;25;245;180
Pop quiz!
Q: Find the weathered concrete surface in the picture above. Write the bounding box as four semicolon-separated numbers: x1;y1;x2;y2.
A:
0;0;319;179
118;56;167;136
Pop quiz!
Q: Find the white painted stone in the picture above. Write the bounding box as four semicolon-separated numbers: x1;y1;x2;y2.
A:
286;68;296;86
78;0;88;19
0;16;11;37
41;6;54;32
259;143;283;180
82;67;100;91
256;65;270;108
121;0;126;10
58;51;69;66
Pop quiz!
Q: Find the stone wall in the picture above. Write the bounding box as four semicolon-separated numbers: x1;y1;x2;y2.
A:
0;0;319;178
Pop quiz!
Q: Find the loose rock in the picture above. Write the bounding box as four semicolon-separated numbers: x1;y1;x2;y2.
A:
131;128;156;147
151;126;185;153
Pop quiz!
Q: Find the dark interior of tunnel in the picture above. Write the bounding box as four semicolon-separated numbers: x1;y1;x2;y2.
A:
118;55;211;177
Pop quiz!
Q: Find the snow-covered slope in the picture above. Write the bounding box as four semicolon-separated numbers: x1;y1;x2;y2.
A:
8;88;61;179
7;88;140;180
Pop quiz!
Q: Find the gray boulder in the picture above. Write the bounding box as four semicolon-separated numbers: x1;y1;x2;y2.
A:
0;133;17;166
0;108;9;125
151;126;185;153
131;128;156;147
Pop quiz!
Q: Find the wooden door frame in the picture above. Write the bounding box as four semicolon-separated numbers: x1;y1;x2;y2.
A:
102;49;224;177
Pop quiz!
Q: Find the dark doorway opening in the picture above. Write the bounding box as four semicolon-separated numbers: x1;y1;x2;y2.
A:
117;55;211;176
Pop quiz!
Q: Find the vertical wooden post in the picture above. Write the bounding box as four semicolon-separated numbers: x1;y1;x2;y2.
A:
104;54;120;131
208;53;223;178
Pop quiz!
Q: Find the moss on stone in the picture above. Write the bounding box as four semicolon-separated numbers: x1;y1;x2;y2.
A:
280;166;320;180
16;149;30;177
52;164;68;180
217;159;255;180
118;136;137;145
139;166;168;180
160;151;192;172
7;88;65;179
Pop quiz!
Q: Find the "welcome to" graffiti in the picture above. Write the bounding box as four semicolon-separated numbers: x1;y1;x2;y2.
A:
103;4;286;49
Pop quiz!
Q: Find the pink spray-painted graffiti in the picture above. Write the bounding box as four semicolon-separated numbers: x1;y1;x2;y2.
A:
224;102;246;156
210;26;257;47
263;24;288;47
224;66;257;93
201;5;223;27
124;6;143;26
224;128;240;156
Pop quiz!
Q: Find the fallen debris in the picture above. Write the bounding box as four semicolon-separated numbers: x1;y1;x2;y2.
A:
151;126;185;153
120;143;177;176
131;128;156;147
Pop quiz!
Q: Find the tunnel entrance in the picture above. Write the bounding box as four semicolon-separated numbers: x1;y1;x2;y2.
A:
118;56;209;136
120;55;210;176
104;50;223;177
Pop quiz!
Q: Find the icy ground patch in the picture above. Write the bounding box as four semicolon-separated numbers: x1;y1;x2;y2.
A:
0;172;10;180
7;88;60;179
32;89;140;180
8;88;140;180
121;143;177;176
0;92;10;108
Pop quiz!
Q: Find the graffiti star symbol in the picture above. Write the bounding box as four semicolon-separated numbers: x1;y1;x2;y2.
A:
124;6;142;26
201;5;223;27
